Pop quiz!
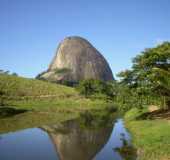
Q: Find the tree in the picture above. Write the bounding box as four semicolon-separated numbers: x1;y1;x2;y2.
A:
76;79;115;99
12;72;18;76
0;70;4;74
118;42;170;109
0;70;10;75
0;90;5;106
0;81;6;106
4;71;10;75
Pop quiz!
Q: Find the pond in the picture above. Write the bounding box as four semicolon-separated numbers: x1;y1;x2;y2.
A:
0;117;136;160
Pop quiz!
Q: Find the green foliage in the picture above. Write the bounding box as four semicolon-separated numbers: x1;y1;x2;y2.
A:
54;68;71;74
0;70;18;76
0;107;27;118
0;90;6;106
118;42;170;109
76;79;115;99
11;72;18;76
124;108;148;121
59;80;77;87
36;70;48;80
0;70;4;74
0;77;8;106
108;82;161;112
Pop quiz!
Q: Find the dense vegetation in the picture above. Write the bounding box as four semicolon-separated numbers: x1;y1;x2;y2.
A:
121;42;170;160
117;42;170;110
75;42;169;112
76;79;115;99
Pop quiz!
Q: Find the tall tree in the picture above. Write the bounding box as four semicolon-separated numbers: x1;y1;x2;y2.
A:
118;42;170;108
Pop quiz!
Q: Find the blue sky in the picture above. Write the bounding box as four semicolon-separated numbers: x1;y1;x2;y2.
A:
0;0;170;79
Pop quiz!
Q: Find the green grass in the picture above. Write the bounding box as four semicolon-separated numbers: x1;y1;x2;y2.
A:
0;74;77;98
124;107;148;121
125;108;170;160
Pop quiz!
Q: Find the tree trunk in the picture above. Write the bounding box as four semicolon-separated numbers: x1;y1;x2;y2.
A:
166;100;170;109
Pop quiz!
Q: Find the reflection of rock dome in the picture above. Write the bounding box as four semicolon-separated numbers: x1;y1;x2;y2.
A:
37;36;113;83
42;120;113;160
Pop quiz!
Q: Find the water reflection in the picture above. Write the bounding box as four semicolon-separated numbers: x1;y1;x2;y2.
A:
0;117;136;160
42;119;113;160
94;119;136;160
0;128;58;160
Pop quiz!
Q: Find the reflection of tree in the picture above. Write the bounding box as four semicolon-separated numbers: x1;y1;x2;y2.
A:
42;119;113;160
0;107;27;118
0;87;6;106
114;133;137;160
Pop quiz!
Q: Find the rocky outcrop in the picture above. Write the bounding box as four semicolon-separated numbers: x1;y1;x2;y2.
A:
37;36;113;83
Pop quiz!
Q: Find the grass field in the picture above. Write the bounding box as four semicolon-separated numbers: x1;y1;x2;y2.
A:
125;108;170;160
0;74;77;99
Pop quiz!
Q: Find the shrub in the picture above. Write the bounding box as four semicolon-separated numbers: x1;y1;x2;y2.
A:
76;79;115;98
54;68;71;74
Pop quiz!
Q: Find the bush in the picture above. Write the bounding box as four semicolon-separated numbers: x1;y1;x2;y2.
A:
76;79;115;98
54;68;71;74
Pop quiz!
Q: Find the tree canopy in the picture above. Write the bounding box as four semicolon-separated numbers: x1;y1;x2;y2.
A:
118;42;170;108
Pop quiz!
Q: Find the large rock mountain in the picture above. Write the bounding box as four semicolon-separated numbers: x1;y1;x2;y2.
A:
37;36;113;83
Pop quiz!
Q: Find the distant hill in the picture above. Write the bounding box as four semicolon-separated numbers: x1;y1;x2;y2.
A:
37;36;113;83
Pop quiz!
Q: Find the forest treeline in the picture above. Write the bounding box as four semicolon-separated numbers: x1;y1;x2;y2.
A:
77;42;170;111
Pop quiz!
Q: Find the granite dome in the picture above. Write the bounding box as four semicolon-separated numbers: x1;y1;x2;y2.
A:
37;36;113;83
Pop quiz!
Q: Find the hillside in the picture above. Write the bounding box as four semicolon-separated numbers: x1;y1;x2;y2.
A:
0;74;77;99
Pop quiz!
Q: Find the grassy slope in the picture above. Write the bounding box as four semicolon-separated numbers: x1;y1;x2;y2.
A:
0;74;77;98
125;108;170;160
0;74;109;133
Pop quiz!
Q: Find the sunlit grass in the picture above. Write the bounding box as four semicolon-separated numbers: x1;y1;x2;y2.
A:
125;108;170;160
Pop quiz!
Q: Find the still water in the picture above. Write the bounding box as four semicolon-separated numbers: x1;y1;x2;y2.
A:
0;119;135;160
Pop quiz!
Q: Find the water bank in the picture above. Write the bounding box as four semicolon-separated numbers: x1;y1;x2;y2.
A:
125;108;170;160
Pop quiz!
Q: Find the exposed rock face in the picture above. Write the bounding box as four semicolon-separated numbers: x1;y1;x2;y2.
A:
37;36;113;83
